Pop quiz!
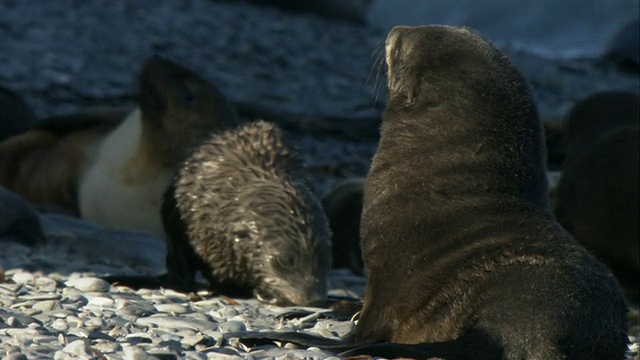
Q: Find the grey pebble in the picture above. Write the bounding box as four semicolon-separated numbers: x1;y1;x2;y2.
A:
92;340;122;354
217;320;246;333
66;327;90;338
35;277;59;292
65;277;110;292
10;272;34;284
18;293;61;301
181;333;209;348
50;318;69;332
33;300;63;311
117;299;156;317
154;303;189;314
136;315;214;332
184;352;208;360
123;345;158;360
5;354;28;360
87;296;115;307
81;316;105;331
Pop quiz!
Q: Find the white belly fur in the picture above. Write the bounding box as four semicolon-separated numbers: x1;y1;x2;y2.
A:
78;108;170;236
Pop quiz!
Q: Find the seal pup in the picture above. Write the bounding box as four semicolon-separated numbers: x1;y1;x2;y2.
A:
340;24;629;359
148;120;331;306
321;177;365;275
78;56;240;235
555;91;639;305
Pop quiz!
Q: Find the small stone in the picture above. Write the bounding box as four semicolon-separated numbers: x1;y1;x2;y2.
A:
154;303;189;314
92;340;122;353
82;317;104;331
11;273;34;284
32;300;63;311
87;296;115;307
181;333;211;348
35;277;59;292
123;346;155;360
61;339;91;356
66;327;90;338
18;294;61;301
217;320;246;333
136;315;214;332
50;318;69;332
65;277;110;293
5;354;28;360
32;334;59;344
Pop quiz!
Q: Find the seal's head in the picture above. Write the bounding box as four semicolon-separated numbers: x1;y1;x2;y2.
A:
230;180;332;306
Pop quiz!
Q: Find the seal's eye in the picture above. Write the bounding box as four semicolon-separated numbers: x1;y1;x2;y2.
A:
274;252;298;270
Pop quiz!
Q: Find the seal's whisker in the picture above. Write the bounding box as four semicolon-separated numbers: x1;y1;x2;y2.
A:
366;42;385;85
369;42;386;108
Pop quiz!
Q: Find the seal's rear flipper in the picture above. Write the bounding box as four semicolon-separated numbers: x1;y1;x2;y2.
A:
225;328;502;360
223;330;349;350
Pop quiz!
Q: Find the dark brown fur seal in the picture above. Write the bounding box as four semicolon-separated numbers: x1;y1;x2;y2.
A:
321;177;365;275
555;91;639;305
345;25;629;359
160;120;332;306
223;26;629;359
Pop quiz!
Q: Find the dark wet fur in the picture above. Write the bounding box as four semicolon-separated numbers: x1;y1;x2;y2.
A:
158;121;331;306
321;178;365;274
555;91;640;305
0;186;43;247
348;25;629;359
136;56;241;168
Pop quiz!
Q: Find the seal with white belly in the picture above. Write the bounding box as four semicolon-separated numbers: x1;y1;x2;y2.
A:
78;56;240;234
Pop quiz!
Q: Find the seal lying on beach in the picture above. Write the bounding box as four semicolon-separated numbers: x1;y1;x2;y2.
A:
0;106;124;215
0;56;239;233
229;25;630;359
555;91;639;305
109;121;332;306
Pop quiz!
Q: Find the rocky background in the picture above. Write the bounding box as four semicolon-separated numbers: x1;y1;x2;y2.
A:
0;0;638;359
